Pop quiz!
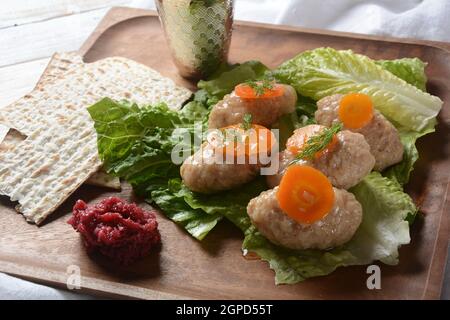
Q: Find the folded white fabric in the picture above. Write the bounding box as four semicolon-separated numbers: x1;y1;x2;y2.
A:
235;0;450;42
135;0;450;42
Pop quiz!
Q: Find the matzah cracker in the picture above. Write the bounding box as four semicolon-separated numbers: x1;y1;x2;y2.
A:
0;113;101;224
0;127;121;190
0;56;192;136
0;52;82;133
36;53;121;189
0;53;192;224
0;129;24;153
0;125;8;143
0;53;121;190
35;52;84;89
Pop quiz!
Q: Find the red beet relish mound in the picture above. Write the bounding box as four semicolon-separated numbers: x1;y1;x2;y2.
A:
68;197;161;265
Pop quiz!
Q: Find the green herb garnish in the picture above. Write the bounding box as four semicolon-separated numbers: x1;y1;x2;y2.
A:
290;123;342;164
245;79;275;96
242;113;253;130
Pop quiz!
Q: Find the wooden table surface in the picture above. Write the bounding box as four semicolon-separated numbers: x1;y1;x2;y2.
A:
0;0;156;109
1;0;449;299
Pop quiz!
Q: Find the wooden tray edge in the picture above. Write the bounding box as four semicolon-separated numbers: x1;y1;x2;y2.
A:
78;7;450;58
423;182;450;299
237;19;450;54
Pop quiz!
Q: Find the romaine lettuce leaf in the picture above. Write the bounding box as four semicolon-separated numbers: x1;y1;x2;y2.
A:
88;98;221;240
152;180;222;240
88;98;206;173
242;172;416;284
384;129;425;186
273;47;442;133
375;57;427;92
197;61;268;106
349;172;417;260
295;95;318;119
180;177;268;232
271;113;299;150
177;171;416;284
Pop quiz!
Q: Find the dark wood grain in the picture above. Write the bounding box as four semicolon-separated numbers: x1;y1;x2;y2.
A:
0;7;449;300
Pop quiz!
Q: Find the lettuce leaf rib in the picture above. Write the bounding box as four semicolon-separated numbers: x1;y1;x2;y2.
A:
274;48;442;133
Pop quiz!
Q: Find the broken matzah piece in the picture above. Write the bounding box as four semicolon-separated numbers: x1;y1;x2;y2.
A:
0;52;121;190
0;129;24;153
0;53;192;224
36;52;121;189
0;112;102;224
0;55;192;136
35;52;84;89
0;128;121;190
0;52;82;134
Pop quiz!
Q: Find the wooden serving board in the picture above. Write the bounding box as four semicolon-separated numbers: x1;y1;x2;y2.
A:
1;7;449;300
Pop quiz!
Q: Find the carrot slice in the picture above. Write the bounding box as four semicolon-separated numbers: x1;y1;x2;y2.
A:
286;124;338;159
214;124;276;161
277;165;335;224
235;82;285;99
338;93;374;129
242;124;276;158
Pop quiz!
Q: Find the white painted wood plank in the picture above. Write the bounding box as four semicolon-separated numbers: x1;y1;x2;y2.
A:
0;58;50;108
0;0;157;105
0;8;108;67
0;0;129;29
0;0;155;29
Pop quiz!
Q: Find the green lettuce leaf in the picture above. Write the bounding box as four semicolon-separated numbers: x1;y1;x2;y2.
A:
271;113;297;150
180;177;268;232
375;57;427;91
197;61;269;106
373;58;431;185
348;172;417;263
273;47;442;133
88;98;206;174
152;180;222;240
174;167;417;283
383;129;426;186
242;172;417;284
295;95;318;119
88;98;221;240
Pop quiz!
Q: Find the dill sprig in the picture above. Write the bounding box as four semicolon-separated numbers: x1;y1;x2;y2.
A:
241;113;253;130
245;79;275;96
290;123;342;164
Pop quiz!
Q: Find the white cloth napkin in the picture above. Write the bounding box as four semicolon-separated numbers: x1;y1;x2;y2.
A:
1;0;449;300
234;0;450;42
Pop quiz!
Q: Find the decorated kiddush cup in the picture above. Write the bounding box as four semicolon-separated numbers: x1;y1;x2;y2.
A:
156;0;234;79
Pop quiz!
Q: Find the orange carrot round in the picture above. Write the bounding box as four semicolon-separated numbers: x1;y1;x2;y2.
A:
277;165;335;224
235;82;285;99
242;124;275;157
216;124;276;160
338;93;374;129
286;124;338;159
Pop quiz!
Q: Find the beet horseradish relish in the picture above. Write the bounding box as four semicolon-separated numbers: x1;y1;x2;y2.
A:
68;197;161;265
